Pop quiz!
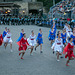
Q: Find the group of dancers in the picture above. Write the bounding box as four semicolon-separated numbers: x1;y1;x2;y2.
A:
0;27;13;52
17;28;43;59
0;27;43;59
0;22;75;66
49;22;75;66
17;29;43;59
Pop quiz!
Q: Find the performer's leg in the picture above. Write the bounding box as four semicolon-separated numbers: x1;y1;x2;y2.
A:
59;53;62;55
57;52;60;61
10;42;12;52
66;59;70;66
64;43;66;47
40;44;42;51
53;40;54;43
10;42;12;49
52;41;55;54
5;42;8;49
57;53;59;60
51;40;52;46
19;52;21;56
21;51;25;59
59;52;63;58
30;46;34;55
35;43;39;50
19;51;23;56
4;43;5;46
40;44;43;53
51;40;54;46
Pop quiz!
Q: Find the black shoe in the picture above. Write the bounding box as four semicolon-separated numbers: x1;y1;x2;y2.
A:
40;51;43;53
60;56;64;58
53;51;54;54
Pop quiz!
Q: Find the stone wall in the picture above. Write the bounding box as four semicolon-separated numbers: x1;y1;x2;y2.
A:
14;1;43;15
0;0;43;15
28;2;43;10
14;1;28;15
43;7;48;14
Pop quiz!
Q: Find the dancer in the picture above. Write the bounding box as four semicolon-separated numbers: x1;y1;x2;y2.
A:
61;29;67;46
18;33;29;59
51;31;64;61
66;25;72;42
35;28;43;53
53;31;61;54
64;23;68;31
50;22;57;33
17;29;24;42
63;38;75;66
57;30;65;58
57;31;62;38
28;30;36;55
70;28;75;45
3;27;7;38
3;29;13;52
0;32;3;46
48;27;55;46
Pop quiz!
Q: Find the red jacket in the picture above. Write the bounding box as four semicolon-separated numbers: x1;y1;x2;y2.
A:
19;37;29;51
67;43;74;51
0;34;3;41
0;34;3;46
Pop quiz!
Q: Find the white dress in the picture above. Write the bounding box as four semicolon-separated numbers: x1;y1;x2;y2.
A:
27;35;36;46
51;38;64;53
64;25;68;30
3;33;12;43
66;28;72;37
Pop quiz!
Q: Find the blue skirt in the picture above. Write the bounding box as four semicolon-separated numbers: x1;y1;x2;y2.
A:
37;38;43;45
49;36;55;41
63;39;66;44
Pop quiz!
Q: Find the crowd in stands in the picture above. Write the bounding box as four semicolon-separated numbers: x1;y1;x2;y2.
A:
48;0;75;29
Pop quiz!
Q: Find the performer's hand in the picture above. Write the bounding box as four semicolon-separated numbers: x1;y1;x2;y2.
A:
21;45;23;47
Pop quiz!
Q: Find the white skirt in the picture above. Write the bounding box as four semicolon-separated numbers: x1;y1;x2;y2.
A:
3;37;12;43
27;38;36;46
51;43;63;53
67;32;73;38
54;45;63;53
